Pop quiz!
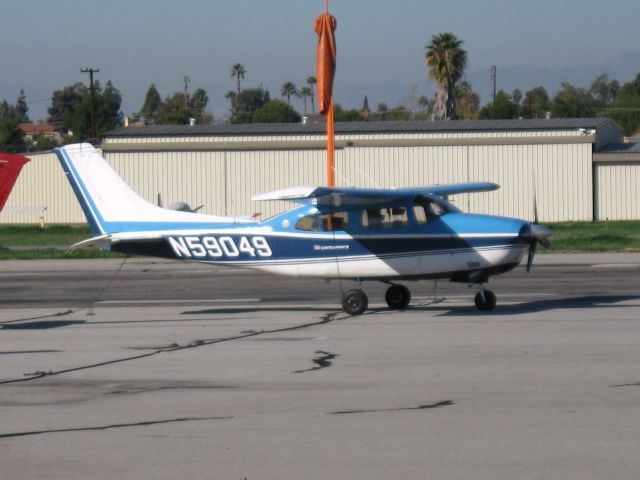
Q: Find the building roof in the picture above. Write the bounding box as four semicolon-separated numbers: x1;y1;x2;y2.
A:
104;118;615;138
593;142;640;162
597;142;640;154
19;123;55;134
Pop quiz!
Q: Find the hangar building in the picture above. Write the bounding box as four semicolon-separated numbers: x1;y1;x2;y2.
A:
2;118;638;224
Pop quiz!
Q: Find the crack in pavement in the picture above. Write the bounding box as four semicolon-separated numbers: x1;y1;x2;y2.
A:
293;350;338;373
328;400;454;415
0;311;344;386
0;416;233;439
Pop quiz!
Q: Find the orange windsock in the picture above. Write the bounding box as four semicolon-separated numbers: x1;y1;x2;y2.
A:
314;12;337;115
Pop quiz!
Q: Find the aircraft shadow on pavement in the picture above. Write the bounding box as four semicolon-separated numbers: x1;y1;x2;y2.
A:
181;306;335;315
1;320;87;330
416;295;640;316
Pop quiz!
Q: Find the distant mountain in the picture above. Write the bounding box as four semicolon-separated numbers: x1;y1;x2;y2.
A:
467;50;640;103
336;50;640;110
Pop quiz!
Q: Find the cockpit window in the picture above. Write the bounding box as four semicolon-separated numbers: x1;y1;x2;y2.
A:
295;211;349;231
362;207;408;229
413;196;454;223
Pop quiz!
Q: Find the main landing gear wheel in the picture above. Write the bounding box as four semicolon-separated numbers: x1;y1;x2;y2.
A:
342;289;369;316
385;284;411;310
474;289;497;311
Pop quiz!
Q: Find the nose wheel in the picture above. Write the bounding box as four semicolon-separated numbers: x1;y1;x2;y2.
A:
385;284;411;310
474;288;496;311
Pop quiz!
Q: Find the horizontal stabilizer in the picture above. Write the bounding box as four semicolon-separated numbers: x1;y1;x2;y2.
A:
70;234;112;250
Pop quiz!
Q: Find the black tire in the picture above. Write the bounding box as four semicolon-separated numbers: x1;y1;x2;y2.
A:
342;289;369;315
385;284;411;310
474;290;497;311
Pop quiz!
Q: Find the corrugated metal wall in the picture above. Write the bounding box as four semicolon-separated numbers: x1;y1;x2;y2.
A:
336;143;592;222
0;136;604;225
0;152;83;224
595;162;640;220
107;151;227;215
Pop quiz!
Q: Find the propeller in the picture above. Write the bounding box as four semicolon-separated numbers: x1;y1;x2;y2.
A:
525;189;552;273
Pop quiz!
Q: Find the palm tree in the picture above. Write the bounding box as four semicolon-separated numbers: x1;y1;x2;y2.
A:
425;33;468;120
281;82;298;106
299;87;312;115
306;76;317;113
230;63;246;96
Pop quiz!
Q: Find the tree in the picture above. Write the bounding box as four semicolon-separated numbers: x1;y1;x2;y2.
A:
306;76;317;113
228;88;269;123
386;106;412;121
0;100;25;152
377;102;389;121
479;90;519;119
47;82;87;128
417;95;430;114
454;81;480;120
98;81;123;132
230;63;246;96
334;104;363;122
589;73;621;107
140;84;162;122
281;82;298;106
522;86;550;119
425;32;468;120
47;81;123;140
30;134;59;151
601;73;640;136
15;89;30;123
190;88;211;124
511;88;523;105
299;87;312;115
252;99;301;123
157;92;191;124
551;82;596;118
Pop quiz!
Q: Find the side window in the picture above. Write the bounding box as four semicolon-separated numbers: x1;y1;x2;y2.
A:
295;212;349;231
413;205;428;225
414;197;447;222
362;207;408;229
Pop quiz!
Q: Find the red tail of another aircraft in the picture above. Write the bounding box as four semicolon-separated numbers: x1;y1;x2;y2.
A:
0;153;29;211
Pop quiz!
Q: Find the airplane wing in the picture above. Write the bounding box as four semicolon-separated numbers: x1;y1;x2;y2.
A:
252;182;499;206
0;153;30;211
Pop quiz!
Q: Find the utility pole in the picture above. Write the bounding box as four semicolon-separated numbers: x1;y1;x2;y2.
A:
81;67;99;140
490;65;497;102
183;75;191;111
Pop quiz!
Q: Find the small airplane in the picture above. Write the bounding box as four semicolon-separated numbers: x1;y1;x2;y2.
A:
55;143;551;315
0;153;30;212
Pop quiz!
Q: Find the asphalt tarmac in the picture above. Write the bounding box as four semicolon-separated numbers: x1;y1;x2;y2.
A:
1;254;640;479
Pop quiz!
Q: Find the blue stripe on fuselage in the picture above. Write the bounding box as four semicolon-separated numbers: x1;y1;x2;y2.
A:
54;147;105;235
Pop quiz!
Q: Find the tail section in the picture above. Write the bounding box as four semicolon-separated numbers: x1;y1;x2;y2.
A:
55;143;236;235
0;153;30;211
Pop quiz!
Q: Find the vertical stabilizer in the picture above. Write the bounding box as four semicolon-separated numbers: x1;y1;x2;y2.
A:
55;143;235;235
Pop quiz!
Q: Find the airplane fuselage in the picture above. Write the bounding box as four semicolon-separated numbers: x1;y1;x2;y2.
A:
110;204;530;282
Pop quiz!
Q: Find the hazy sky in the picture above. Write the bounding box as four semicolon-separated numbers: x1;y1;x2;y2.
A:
1;0;639;121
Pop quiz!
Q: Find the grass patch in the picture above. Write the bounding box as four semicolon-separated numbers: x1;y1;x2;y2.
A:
545;221;640;252
0;224;93;246
0;225;124;260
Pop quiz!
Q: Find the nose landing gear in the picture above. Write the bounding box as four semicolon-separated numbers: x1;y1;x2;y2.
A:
474;286;496;311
